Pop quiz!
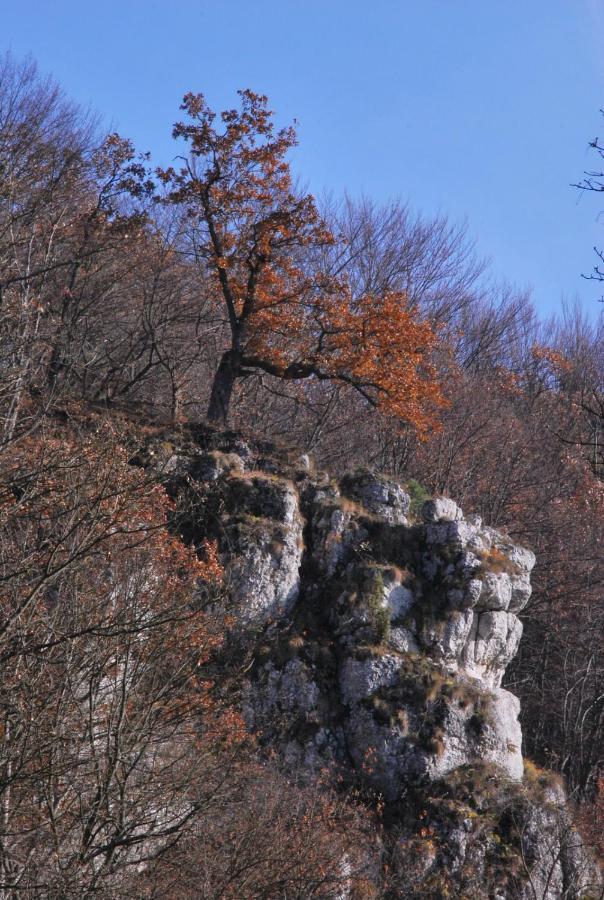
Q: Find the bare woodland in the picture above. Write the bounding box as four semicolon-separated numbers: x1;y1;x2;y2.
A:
0;55;601;896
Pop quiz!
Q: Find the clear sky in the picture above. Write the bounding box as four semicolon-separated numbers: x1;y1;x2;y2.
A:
3;0;604;319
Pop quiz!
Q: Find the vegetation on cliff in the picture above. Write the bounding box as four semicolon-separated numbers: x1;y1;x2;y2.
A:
0;53;602;896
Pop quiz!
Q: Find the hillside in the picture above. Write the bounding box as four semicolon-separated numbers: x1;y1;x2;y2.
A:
0;53;602;898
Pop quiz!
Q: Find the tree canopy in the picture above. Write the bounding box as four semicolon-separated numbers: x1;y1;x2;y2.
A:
159;90;444;430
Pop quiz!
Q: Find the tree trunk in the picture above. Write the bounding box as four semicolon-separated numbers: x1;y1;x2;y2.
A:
207;351;239;424
170;382;181;425
46;341;65;388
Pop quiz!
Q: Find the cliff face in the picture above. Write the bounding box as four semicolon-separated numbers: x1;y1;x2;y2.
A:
140;425;601;899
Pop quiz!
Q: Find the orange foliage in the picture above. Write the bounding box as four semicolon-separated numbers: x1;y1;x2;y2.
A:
0;418;248;892
159;90;443;431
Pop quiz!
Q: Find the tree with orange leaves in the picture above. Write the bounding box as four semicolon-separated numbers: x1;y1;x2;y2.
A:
0;416;243;896
159;90;443;430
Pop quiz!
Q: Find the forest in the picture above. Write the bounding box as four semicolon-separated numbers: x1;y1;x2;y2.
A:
0;53;602;897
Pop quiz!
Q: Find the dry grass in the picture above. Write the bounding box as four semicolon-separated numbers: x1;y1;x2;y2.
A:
476;545;521;577
523;758;565;792
337;496;378;521
229;468;295;487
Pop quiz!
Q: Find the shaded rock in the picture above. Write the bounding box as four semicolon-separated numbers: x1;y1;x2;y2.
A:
244;658;320;729
339;655;402;706
390;763;601;899
340;470;410;524
311;502;368;576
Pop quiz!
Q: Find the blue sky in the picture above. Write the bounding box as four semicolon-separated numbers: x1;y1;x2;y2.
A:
3;0;604;318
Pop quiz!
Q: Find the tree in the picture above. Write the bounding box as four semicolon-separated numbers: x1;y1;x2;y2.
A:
574;116;604;295
159;90;443;430
0;53;92;446
0;414;245;896
141;765;376;899
0;55;157;444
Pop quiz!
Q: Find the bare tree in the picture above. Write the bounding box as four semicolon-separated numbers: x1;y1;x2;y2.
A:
574;116;604;294
0;416;240;898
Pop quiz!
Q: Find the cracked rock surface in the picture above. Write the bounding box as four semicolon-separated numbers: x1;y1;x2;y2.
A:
139;424;600;899
143;428;534;786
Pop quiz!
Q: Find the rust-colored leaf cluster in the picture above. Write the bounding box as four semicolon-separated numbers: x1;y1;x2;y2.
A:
160;90;444;430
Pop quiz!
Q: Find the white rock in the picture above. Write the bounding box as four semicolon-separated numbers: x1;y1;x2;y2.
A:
344;474;410;525
386;584;415;621
428;686;523;782
483;687;524;779
226;484;304;625
422;497;463;523
476;572;513;611
439;610;475;659
425;518;477;548
461;611;523;688
502;542;536;573
389;627;419;654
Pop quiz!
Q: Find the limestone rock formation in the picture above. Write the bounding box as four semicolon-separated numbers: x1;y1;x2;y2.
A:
139;424;601;899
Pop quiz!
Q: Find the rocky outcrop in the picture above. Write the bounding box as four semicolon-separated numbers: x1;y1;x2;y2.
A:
390;763;602;899
237;466;533;790
139;425;601;899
